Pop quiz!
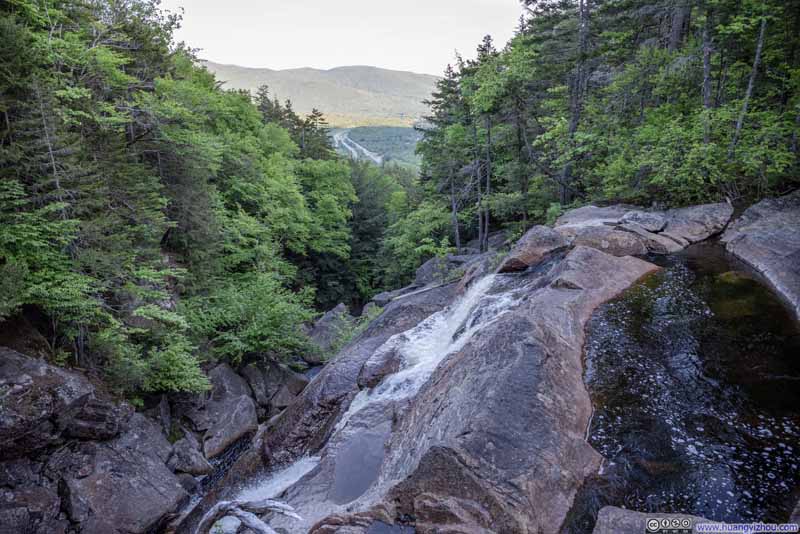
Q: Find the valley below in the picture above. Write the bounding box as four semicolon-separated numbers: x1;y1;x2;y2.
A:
330;127;422;168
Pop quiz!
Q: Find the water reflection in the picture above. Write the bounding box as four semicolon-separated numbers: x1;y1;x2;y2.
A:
566;243;800;532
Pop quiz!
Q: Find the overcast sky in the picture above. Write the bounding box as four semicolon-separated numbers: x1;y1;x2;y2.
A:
159;0;523;76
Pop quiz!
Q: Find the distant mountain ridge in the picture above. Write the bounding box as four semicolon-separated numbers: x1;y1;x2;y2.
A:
202;61;439;127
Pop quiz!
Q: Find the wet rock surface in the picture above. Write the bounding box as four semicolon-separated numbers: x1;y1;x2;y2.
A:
722;190;800;320
198;247;657;534
173;199;788;534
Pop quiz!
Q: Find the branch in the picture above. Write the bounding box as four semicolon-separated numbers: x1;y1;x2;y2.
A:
195;499;301;534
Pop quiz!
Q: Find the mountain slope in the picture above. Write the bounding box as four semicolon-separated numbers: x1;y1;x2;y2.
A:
202;61;438;127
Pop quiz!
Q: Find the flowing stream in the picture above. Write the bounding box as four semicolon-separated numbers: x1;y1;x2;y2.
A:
565;243;800;532
214;272;529;532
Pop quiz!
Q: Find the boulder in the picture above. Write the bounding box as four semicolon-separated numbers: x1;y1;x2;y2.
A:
554;204;634;241
497;225;568;272
0;484;64;534
414;256;450;286
619;210;667;232
202;394;257;459
722;190;800;320
209;363;253;401
117;412;174;463
592;506;709;534
185;364;258;459
661;202;733;245
572;225;648;256
168;431;213;476
58;396;127;441
0;347;94;457
240;362;281;409
241;361;309;414
46;413;187;534
309;304;355;358
618;222;684;254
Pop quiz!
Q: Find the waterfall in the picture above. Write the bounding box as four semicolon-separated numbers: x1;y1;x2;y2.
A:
219;271;526;532
336;274;511;431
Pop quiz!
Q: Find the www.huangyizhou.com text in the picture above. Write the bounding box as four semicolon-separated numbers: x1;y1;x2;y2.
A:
694;523;800;533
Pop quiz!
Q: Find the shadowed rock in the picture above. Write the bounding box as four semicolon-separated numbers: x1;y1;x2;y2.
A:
187;363;258;459
722;190;800;320
309;304;355;359
0;348;94;457
661;202;733;245
46;413;187;534
168;431;213;476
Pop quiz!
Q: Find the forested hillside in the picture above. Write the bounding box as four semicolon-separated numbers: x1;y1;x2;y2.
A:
411;0;800;251
1;0;798;401
202;61;438;127
0;1;418;396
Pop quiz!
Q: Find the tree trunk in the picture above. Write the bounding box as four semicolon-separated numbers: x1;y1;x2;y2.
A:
449;166;461;250
728;17;767;161
482;116;492;252
195;499;301;534
702;10;714;145
472;123;484;252
559;0;590;204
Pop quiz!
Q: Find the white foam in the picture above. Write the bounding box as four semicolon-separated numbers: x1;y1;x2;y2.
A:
335;274;515;432
236;455;321;503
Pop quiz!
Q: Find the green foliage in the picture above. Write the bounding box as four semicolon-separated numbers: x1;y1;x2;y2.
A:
183;273;314;365
381;200;454;287
328;304;384;357
412;0;800;250
0;0;383;396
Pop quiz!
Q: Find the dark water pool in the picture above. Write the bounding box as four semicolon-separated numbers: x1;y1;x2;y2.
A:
565;243;800;532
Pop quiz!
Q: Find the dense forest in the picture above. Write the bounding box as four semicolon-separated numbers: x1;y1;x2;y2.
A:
1;0;799;398
0;0;418;396
415;0;800;251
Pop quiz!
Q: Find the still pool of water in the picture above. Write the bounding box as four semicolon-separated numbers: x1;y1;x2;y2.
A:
565;243;800;532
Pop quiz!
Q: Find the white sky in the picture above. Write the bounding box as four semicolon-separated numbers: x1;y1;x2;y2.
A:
159;0;522;76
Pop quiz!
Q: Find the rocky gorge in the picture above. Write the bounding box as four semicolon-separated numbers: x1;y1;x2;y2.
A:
2;192;799;534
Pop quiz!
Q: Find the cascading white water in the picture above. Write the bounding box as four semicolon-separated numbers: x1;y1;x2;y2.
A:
336;274;511;431
219;272;527;531
236;456;321;502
